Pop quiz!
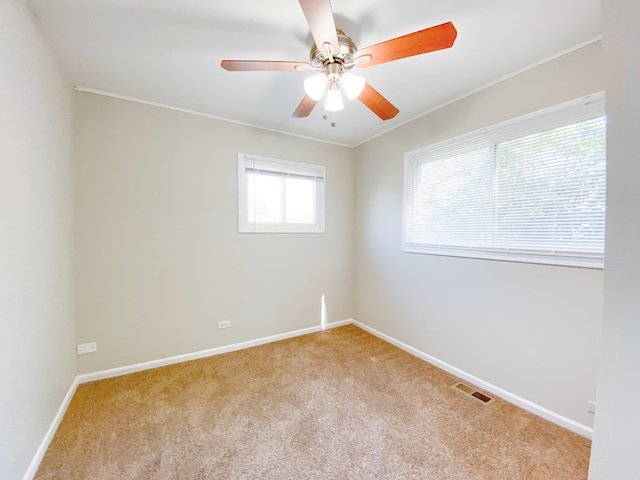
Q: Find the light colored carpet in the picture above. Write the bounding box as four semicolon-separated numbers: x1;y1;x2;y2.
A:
36;325;590;479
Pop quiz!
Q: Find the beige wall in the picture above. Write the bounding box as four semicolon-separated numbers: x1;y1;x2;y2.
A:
0;2;76;478
589;0;640;477
74;92;355;373
353;42;604;428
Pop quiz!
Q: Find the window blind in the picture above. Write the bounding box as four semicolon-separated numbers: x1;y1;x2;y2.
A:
242;155;325;182
404;94;606;267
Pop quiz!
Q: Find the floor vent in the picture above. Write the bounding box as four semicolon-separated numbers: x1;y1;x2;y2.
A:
452;382;495;405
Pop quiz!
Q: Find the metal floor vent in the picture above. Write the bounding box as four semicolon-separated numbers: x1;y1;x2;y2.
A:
452;382;495;405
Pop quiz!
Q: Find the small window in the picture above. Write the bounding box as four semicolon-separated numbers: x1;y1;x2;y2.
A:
404;94;606;268
238;153;325;233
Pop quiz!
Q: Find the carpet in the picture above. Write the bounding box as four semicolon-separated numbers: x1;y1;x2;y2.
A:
35;325;590;479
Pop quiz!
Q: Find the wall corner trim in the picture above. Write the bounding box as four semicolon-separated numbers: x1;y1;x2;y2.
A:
22;376;80;480
351;319;594;439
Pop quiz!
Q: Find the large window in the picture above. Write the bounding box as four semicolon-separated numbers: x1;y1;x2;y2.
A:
238;153;325;233
404;94;606;268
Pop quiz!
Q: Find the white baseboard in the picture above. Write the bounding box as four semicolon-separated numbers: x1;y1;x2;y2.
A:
22;376;80;480
26;316;590;479
25;320;353;478
352;319;593;439
77;319;354;384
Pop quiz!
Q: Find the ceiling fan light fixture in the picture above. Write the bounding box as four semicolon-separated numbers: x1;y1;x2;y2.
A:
340;73;365;100
304;73;328;100
325;83;344;112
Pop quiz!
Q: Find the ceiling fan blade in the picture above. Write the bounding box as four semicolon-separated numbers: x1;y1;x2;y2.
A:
293;95;319;118
221;60;312;72
298;0;340;55
355;22;457;68
358;83;399;120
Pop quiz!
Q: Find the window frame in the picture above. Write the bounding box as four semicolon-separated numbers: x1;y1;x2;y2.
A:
403;93;606;269
238;153;325;234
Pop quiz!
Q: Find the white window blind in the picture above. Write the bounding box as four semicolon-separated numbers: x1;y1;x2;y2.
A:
404;94;606;268
238;153;325;233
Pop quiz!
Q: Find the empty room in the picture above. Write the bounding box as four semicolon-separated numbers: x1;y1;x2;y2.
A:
2;0;639;478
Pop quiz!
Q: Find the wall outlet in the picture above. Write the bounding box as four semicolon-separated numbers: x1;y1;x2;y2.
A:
218;321;230;330
77;342;97;355
587;400;596;414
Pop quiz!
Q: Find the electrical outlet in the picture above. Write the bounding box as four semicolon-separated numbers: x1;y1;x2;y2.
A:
587;400;596;414
218;321;230;329
77;342;97;355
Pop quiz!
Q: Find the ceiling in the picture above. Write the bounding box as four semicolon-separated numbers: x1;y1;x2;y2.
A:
28;0;602;147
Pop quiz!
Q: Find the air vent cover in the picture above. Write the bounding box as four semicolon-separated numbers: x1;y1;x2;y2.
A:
452;382;494;405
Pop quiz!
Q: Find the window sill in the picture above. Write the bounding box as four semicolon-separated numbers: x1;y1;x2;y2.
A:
239;224;325;234
403;245;603;269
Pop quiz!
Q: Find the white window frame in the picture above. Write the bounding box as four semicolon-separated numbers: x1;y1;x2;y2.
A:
403;93;606;268
238;153;325;233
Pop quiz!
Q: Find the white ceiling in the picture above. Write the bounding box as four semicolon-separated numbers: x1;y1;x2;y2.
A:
28;0;602;147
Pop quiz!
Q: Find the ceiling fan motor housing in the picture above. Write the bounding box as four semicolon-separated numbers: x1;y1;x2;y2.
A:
310;30;358;73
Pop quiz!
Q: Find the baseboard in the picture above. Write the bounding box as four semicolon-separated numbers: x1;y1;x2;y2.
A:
22;376;80;480
351;320;594;440
24;320;354;478
77;319;354;384
26;317;589;479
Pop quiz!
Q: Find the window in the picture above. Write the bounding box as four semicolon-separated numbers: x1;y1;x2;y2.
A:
238;153;325;233
404;94;606;268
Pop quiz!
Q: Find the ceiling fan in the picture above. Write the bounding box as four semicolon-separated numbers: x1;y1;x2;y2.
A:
221;0;457;122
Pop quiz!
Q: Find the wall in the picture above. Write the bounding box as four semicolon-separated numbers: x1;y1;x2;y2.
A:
74;92;354;373
353;42;604;428
589;0;640;477
0;1;76;478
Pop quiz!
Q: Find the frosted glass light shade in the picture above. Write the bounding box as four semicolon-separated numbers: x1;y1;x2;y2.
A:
325;88;344;111
340;73;365;100
304;74;328;101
